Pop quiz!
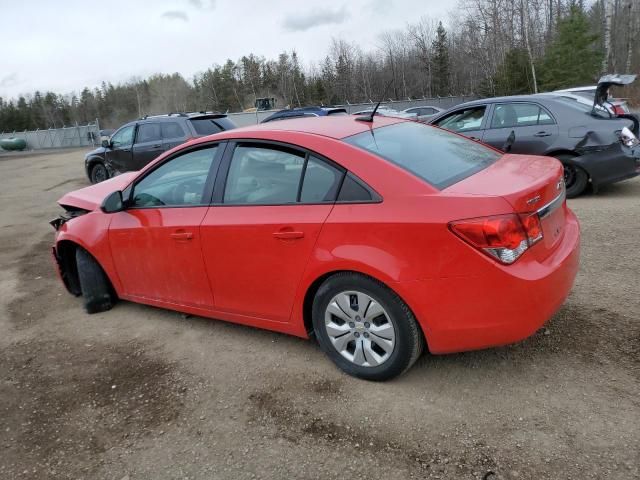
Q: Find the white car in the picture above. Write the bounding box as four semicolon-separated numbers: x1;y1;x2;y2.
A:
402;106;445;120
553;85;629;116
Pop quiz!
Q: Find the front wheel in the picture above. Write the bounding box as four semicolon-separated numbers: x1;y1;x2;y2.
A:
90;162;109;184
76;248;115;313
312;273;424;381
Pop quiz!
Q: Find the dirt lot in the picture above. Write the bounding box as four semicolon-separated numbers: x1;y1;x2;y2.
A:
1;149;638;480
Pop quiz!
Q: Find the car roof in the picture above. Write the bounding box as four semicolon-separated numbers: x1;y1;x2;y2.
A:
203;115;406;141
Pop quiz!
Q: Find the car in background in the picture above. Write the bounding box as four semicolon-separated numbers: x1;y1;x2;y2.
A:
552;88;630;116
402;105;444;120
553;74;636;117
429;94;639;197
52;115;579;380
261;106;347;123
352;107;414;119
85;112;236;183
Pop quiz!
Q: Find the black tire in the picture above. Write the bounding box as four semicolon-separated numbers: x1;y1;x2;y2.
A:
90;162;109;184
75;248;115;314
312;272;424;381
554;154;588;198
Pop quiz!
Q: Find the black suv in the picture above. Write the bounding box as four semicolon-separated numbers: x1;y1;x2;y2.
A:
85;112;236;183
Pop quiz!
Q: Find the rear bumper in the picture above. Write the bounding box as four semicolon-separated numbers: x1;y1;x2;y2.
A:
575;143;640;189
396;208;580;354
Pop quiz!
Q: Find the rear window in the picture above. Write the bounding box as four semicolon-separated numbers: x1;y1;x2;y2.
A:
344;122;500;190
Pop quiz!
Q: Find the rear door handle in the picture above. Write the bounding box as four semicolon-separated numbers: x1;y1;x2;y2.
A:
533;131;552;137
273;231;304;240
469;136;480;141
170;231;193;240
152;144;162;148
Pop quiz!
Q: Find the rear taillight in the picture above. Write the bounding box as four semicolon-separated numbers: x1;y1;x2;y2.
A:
612;104;626;116
449;213;543;264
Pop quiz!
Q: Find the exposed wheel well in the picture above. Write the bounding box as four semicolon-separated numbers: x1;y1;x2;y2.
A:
302;270;425;344
56;241;116;298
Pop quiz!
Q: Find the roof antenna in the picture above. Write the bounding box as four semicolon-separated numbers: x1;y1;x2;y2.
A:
356;79;394;123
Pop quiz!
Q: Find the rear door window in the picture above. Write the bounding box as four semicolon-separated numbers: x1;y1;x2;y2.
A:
136;123;162;143
161;122;185;139
491;103;555;128
223;145;305;204
345;122;500;190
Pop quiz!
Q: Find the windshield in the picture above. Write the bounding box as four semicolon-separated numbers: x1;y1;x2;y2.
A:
344;122;500;189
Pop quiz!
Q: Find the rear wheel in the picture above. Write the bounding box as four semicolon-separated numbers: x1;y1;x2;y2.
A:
90;162;109;184
554;154;588;198
75;248;115;313
312;273;424;381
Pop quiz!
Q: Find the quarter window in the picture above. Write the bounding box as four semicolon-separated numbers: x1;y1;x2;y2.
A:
132;146;218;207
435;106;486;132
161;122;185;139
111;125;135;148
491;103;555;128
136;123;161;143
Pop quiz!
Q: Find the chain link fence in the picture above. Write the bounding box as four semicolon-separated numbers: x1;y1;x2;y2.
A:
0;121;101;150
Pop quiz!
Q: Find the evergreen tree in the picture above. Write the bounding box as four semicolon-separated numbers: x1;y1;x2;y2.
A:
493;48;535;96
538;5;602;91
432;22;450;96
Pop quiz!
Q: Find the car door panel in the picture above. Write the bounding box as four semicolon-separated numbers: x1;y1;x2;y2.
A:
482;102;560;154
109;208;214;307
105;125;135;173
199;205;333;322
132;122;164;170
108;145;221;308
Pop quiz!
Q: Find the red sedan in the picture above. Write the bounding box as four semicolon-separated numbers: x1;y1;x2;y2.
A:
52;116;580;380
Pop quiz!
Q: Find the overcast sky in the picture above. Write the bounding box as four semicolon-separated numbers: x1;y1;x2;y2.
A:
1;0;452;100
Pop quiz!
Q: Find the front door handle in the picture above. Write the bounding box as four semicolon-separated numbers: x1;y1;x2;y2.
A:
170;231;193;240
533;131;552;137
273;230;304;240
152;144;162;148
469;136;480;141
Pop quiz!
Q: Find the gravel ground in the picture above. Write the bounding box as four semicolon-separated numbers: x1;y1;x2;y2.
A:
0;149;638;480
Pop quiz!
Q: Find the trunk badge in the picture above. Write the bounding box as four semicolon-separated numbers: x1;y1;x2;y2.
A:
526;195;541;206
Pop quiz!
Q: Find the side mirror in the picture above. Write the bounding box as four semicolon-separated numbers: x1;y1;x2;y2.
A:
101;138;111;148
101;190;124;213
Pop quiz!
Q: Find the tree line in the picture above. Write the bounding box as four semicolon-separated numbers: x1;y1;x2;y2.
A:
1;0;637;131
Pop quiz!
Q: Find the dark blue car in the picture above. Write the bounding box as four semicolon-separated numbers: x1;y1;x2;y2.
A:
261;106;348;123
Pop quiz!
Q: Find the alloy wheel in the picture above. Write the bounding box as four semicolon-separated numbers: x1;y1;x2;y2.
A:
324;290;396;367
563;164;576;189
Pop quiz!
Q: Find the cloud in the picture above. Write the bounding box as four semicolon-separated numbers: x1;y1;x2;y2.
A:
161;10;189;21
0;73;19;88
282;6;349;32
188;0;216;8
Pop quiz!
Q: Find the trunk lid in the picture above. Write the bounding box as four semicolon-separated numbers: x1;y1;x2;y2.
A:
58;172;137;211
445;154;566;254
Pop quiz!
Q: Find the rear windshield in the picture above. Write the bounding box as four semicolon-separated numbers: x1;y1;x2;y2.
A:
344;122;500;189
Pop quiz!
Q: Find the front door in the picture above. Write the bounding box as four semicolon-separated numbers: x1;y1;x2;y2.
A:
131;122;164;170
200;143;344;322
109;145;221;308
105;124;135;173
481;102;560;154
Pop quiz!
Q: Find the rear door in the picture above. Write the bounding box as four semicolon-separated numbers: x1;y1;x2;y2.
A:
199;142;344;322
482;102;559;154
432;105;489;141
105;124;135;173
161;121;187;151
131;121;163;170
